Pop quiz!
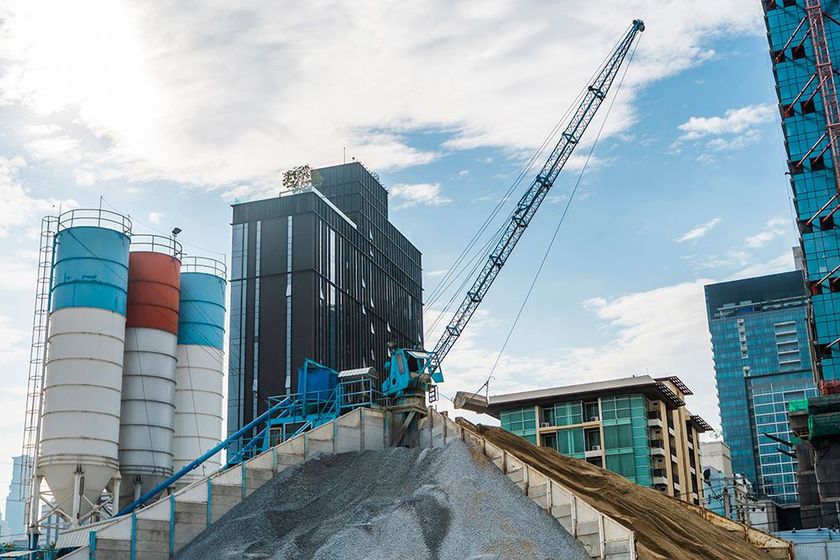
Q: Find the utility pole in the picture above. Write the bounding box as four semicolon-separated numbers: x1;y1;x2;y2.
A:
722;487;731;520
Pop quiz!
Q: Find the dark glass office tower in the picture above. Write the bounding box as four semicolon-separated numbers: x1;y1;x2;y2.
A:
227;162;423;437
705;271;817;507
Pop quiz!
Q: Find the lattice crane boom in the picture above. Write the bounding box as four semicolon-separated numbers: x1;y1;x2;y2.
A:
428;20;644;376
382;19;644;398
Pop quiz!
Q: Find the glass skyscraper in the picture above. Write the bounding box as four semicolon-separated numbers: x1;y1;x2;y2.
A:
705;271;817;505
764;0;840;385
762;0;840;527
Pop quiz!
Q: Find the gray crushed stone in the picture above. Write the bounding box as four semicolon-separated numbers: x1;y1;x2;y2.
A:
176;439;590;560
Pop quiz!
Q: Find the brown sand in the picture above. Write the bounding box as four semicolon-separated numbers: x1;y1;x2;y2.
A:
463;421;777;560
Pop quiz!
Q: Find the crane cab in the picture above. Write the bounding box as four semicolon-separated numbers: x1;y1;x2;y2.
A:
382;347;443;397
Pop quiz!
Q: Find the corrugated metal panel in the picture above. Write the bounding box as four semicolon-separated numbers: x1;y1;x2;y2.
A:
51;226;130;314
172;345;224;480
178;273;226;349
40;307;125;517
126;251;180;334
793;541;840;560
119;328;178;479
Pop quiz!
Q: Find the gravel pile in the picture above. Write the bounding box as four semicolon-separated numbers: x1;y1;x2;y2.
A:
176;439;589;560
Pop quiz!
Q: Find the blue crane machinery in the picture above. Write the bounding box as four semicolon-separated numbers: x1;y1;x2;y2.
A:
382;19;645;402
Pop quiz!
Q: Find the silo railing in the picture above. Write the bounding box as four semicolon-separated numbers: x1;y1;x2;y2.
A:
57;208;132;235
181;256;227;279
130;234;183;259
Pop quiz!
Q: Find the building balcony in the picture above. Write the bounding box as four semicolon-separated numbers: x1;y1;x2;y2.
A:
650;439;666;456
652;468;668;485
648;417;663;429
668;426;676;437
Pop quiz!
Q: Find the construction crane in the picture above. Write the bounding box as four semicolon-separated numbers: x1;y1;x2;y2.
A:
382;19;645;403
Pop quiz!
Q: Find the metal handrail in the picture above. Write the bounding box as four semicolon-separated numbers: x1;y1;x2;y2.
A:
130;234;183;259
57;208;132;235
181;256;227;278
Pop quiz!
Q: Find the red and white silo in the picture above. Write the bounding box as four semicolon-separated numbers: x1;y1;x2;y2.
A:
118;235;181;507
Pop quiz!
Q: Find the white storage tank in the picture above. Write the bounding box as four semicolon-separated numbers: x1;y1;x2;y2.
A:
173;257;227;482
118;235;181;508
38;209;131;524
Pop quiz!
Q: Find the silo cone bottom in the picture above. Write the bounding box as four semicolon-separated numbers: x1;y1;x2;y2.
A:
39;457;120;525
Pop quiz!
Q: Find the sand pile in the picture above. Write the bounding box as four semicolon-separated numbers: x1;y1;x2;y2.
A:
467;422;778;560
176;439;589;560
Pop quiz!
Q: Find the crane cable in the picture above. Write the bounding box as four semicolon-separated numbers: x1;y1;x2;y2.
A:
423;27;631;340
457;35;642;406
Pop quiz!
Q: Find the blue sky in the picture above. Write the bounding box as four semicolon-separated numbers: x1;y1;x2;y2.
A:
0;0;801;529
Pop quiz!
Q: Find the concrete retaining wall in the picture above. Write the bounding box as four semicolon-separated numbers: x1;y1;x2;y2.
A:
58;407;387;559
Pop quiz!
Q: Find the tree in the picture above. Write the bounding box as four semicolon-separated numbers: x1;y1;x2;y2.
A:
282;165;315;192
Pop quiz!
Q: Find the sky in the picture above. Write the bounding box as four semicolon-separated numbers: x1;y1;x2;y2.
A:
0;0;802;531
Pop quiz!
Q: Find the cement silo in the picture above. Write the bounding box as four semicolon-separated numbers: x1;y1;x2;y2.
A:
38;209;131;524
173;257;227;481
118;235;181;508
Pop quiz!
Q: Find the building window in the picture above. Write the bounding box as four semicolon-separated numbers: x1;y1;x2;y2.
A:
585;428;601;451
601;396;632;420
542;406;555;427
604;424;633;449
557;428;585;455
606;453;635;478
584;401;599;421
285;216;293;394
551;402;583;426
542;432;557;450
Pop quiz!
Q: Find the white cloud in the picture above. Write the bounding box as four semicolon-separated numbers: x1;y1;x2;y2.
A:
0;156;76;237
24;124;60;136
697;153;716;165
148;211;164;224
0;250;38;291
389;183;451;209
676;217;721;243
0;1;762;191
727;252;794;280
745;215;789;248
23;135;82;164
673;104;775;159
0;314;31;509
677;104;775;140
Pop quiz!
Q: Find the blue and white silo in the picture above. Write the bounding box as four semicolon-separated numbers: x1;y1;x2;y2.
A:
172;257;227;481
38;209;131;524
